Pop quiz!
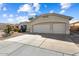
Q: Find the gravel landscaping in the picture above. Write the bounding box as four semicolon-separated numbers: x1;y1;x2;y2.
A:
0;30;24;40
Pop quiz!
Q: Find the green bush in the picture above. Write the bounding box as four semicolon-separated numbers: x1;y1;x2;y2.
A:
4;25;12;36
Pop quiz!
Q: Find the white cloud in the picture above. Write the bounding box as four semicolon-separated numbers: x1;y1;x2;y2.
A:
7;18;14;22
18;3;40;13
18;4;32;13
17;3;40;17
44;5;54;14
15;14;19;17
28;12;36;17
60;3;72;14
49;10;54;13
3;14;7;17
6;16;30;23
17;3;41;23
59;10;65;14
9;14;14;17
60;3;71;10
3;14;14;18
33;3;40;12
16;16;30;23
0;4;7;11
3;7;7;11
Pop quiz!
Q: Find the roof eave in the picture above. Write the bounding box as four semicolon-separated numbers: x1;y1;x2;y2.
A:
69;17;73;20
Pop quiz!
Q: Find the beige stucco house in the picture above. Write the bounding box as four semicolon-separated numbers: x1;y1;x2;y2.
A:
28;13;73;34
20;13;73;34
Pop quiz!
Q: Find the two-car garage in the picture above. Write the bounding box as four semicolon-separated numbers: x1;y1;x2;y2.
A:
30;13;72;34
32;23;66;34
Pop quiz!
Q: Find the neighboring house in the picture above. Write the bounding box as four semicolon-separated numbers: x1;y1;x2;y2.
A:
70;21;79;26
29;13;73;34
70;21;79;32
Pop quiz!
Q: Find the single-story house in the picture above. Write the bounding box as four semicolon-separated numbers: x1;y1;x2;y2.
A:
70;21;79;31
29;13;73;34
19;13;73;34
70;21;79;26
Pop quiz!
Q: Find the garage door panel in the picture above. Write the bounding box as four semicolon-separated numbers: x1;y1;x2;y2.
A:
32;23;66;34
33;24;50;33
53;23;65;34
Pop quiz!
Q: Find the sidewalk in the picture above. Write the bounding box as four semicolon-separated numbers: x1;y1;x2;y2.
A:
0;34;79;56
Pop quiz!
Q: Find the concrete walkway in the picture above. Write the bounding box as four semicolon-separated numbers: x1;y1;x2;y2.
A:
0;34;79;56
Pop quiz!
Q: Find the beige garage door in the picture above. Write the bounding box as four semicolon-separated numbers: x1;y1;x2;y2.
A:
53;23;66;34
33;23;51;33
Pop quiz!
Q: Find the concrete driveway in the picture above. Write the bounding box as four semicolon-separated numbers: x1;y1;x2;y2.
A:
0;34;79;56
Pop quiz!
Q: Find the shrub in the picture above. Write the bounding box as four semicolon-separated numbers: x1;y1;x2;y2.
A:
4;25;12;36
14;26;20;32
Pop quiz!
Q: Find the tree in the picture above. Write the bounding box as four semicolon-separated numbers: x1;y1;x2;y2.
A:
29;15;38;20
29;17;34;20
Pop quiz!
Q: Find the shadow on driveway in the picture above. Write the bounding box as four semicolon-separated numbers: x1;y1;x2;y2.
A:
21;32;79;46
23;32;73;43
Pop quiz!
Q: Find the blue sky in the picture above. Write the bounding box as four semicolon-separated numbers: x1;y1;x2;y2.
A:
0;3;79;23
